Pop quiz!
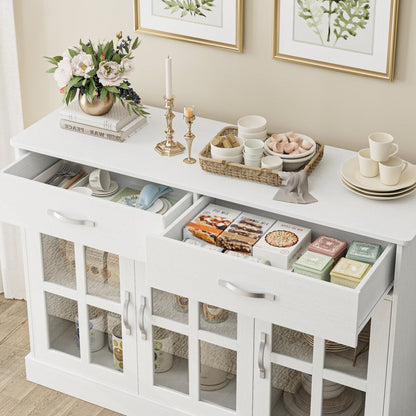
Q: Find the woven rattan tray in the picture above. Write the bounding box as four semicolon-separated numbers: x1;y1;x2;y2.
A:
199;126;324;186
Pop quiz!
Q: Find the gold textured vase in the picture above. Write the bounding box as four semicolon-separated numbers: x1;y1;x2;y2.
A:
78;92;114;116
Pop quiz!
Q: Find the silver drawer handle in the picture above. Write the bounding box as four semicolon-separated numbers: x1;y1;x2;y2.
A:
123;291;132;336
139;296;147;340
48;209;95;227
258;332;267;379
218;279;276;301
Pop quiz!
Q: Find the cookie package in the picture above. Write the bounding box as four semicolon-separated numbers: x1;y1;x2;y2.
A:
217;212;275;254
183;203;241;245
253;221;311;269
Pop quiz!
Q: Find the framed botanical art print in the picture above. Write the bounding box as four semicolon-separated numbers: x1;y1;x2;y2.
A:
273;0;399;80
134;0;244;52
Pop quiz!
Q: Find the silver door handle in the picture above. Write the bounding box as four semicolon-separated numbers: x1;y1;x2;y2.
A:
258;332;267;379
218;279;276;301
123;291;131;335
139;296;147;340
47;209;95;227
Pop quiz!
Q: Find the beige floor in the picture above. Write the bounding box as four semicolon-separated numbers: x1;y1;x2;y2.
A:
0;294;123;416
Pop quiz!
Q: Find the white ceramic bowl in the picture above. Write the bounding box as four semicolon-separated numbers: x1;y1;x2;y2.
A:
264;134;316;159
282;152;315;171
210;136;244;157
237;115;267;133
244;138;265;153
261;155;283;170
210;151;244;164
244;158;261;168
238;129;267;141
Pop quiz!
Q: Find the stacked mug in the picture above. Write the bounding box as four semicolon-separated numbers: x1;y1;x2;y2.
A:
358;133;407;185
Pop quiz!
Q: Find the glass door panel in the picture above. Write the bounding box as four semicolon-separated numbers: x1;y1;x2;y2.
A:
321;380;366;415
200;341;237;410
152;288;189;324
85;247;120;302
87;305;122;372
271;364;311;415
199;303;237;339
42;235;76;289
272;325;313;363
153;326;189;395
45;292;79;358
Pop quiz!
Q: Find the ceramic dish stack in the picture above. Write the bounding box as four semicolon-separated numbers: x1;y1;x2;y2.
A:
237;115;267;141
264;134;317;171
341;157;416;200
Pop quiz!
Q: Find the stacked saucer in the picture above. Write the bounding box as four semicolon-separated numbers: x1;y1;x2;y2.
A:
341;157;416;200
90;180;119;197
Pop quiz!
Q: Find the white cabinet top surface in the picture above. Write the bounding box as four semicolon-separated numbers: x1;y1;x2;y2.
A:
10;106;416;245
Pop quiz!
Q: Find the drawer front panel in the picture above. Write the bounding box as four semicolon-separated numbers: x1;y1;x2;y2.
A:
0;153;193;260
146;198;395;347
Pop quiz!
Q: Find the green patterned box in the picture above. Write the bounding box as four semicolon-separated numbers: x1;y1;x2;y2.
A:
293;251;334;281
346;241;382;265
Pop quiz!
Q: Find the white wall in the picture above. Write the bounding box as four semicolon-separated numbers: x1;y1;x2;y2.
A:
13;0;416;161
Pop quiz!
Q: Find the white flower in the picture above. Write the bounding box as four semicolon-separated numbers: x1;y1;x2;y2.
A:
97;61;124;86
62;50;72;61
71;51;94;78
93;42;104;54
53;58;73;88
120;58;134;77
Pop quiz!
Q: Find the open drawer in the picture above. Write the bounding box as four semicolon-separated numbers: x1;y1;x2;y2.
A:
146;196;395;347
0;152;193;260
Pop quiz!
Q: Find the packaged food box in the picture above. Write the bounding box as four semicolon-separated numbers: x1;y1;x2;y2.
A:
224;250;271;265
308;235;348;263
293;251;334;281
253;221;311;269
346;241;382;265
330;257;371;289
183;204;241;245
183;238;224;252
217;212;275;254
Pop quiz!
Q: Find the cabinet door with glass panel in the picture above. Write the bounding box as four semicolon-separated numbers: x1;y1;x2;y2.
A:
253;297;392;416
137;283;254;416
25;230;137;393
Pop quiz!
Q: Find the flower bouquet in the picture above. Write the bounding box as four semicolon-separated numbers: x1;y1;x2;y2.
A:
45;31;148;117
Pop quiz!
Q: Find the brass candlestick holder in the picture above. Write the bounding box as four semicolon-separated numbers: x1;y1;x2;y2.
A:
183;114;196;164
155;96;185;156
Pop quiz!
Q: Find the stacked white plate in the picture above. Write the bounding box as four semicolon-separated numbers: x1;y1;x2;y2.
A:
341;157;416;200
90;180;120;197
264;134;316;171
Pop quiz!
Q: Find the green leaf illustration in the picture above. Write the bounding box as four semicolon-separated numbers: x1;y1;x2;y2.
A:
161;0;215;18
297;0;325;44
333;0;370;43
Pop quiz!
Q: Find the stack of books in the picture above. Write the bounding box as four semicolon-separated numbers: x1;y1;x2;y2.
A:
59;99;147;142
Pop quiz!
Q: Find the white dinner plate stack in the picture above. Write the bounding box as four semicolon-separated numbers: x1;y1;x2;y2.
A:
341;157;416;200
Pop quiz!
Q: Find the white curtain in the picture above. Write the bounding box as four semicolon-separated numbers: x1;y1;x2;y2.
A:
0;0;25;298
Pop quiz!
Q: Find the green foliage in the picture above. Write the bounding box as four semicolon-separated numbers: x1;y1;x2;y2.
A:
333;0;370;42
161;0;215;18
297;0;325;43
297;0;370;45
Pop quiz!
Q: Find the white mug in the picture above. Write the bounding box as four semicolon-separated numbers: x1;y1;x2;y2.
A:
379;157;408;186
358;148;379;178
368;132;399;162
89;169;111;191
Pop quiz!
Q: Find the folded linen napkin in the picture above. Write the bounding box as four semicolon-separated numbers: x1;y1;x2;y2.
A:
273;170;317;204
136;184;173;210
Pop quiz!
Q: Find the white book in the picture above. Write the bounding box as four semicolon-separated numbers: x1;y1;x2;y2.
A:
59;99;140;131
60;115;147;142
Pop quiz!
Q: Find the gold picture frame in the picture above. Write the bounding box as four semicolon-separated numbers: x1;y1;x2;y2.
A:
134;0;244;53
273;0;399;81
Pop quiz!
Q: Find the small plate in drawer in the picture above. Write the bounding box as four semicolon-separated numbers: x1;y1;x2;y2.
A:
146;196;395;347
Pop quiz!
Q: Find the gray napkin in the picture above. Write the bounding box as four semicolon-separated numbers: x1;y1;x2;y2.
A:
273;170;317;204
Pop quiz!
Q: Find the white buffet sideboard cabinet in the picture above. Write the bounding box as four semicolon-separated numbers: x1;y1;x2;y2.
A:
0;106;415;416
